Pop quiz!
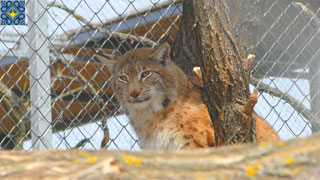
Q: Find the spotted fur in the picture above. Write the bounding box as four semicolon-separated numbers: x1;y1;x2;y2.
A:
96;43;279;151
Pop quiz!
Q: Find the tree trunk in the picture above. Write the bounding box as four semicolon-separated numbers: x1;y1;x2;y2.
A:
172;0;257;145
1;134;320;180
172;0;267;72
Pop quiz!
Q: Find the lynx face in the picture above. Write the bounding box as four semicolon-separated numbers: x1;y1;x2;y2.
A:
96;43;183;113
112;59;168;111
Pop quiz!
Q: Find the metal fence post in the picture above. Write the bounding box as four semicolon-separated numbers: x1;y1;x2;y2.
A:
28;0;52;150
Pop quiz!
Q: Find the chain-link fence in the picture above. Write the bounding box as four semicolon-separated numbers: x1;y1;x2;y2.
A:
252;0;320;140
0;0;318;151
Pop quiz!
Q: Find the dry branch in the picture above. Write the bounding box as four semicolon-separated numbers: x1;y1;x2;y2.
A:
0;82;28;150
72;138;90;149
251;77;320;129
51;50;108;106
52;66;104;105
100;116;110;149
293;2;320;28
48;2;158;48
1;134;320;180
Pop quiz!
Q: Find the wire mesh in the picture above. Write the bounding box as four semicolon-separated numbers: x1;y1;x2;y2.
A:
0;0;318;151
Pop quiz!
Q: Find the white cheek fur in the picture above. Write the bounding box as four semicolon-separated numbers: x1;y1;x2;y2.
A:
150;86;165;112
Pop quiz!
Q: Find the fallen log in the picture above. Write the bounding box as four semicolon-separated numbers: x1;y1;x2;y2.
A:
1;134;320;180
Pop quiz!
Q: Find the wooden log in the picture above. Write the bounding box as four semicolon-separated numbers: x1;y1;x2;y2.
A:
0;134;320;180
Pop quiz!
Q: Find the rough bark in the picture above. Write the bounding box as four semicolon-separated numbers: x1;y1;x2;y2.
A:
171;0;199;75
173;0;257;145
1;134;320;180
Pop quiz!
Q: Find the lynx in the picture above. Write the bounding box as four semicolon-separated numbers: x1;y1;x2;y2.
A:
96;43;279;151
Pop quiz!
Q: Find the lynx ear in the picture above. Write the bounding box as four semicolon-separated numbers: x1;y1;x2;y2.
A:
151;42;170;65
95;54;117;71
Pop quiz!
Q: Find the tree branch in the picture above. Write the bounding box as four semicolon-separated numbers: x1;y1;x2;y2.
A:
251;77;320;128
0;133;320;179
48;2;158;48
0;82;28;150
293;2;320;29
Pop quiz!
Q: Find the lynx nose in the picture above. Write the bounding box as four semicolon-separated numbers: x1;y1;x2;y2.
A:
129;91;140;99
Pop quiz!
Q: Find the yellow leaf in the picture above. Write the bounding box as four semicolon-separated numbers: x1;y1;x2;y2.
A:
73;157;80;163
134;157;141;167
247;165;256;177
285;156;293;165
123;154;133;165
88;156;97;163
255;164;262;170
195;176;206;180
123;154;141;167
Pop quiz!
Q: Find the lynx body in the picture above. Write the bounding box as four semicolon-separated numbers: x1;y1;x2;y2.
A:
97;43;279;150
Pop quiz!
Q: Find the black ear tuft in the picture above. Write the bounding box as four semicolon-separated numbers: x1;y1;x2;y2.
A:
151;42;170;65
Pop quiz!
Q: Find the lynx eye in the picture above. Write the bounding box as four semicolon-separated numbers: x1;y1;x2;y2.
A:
140;71;152;79
118;75;128;82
